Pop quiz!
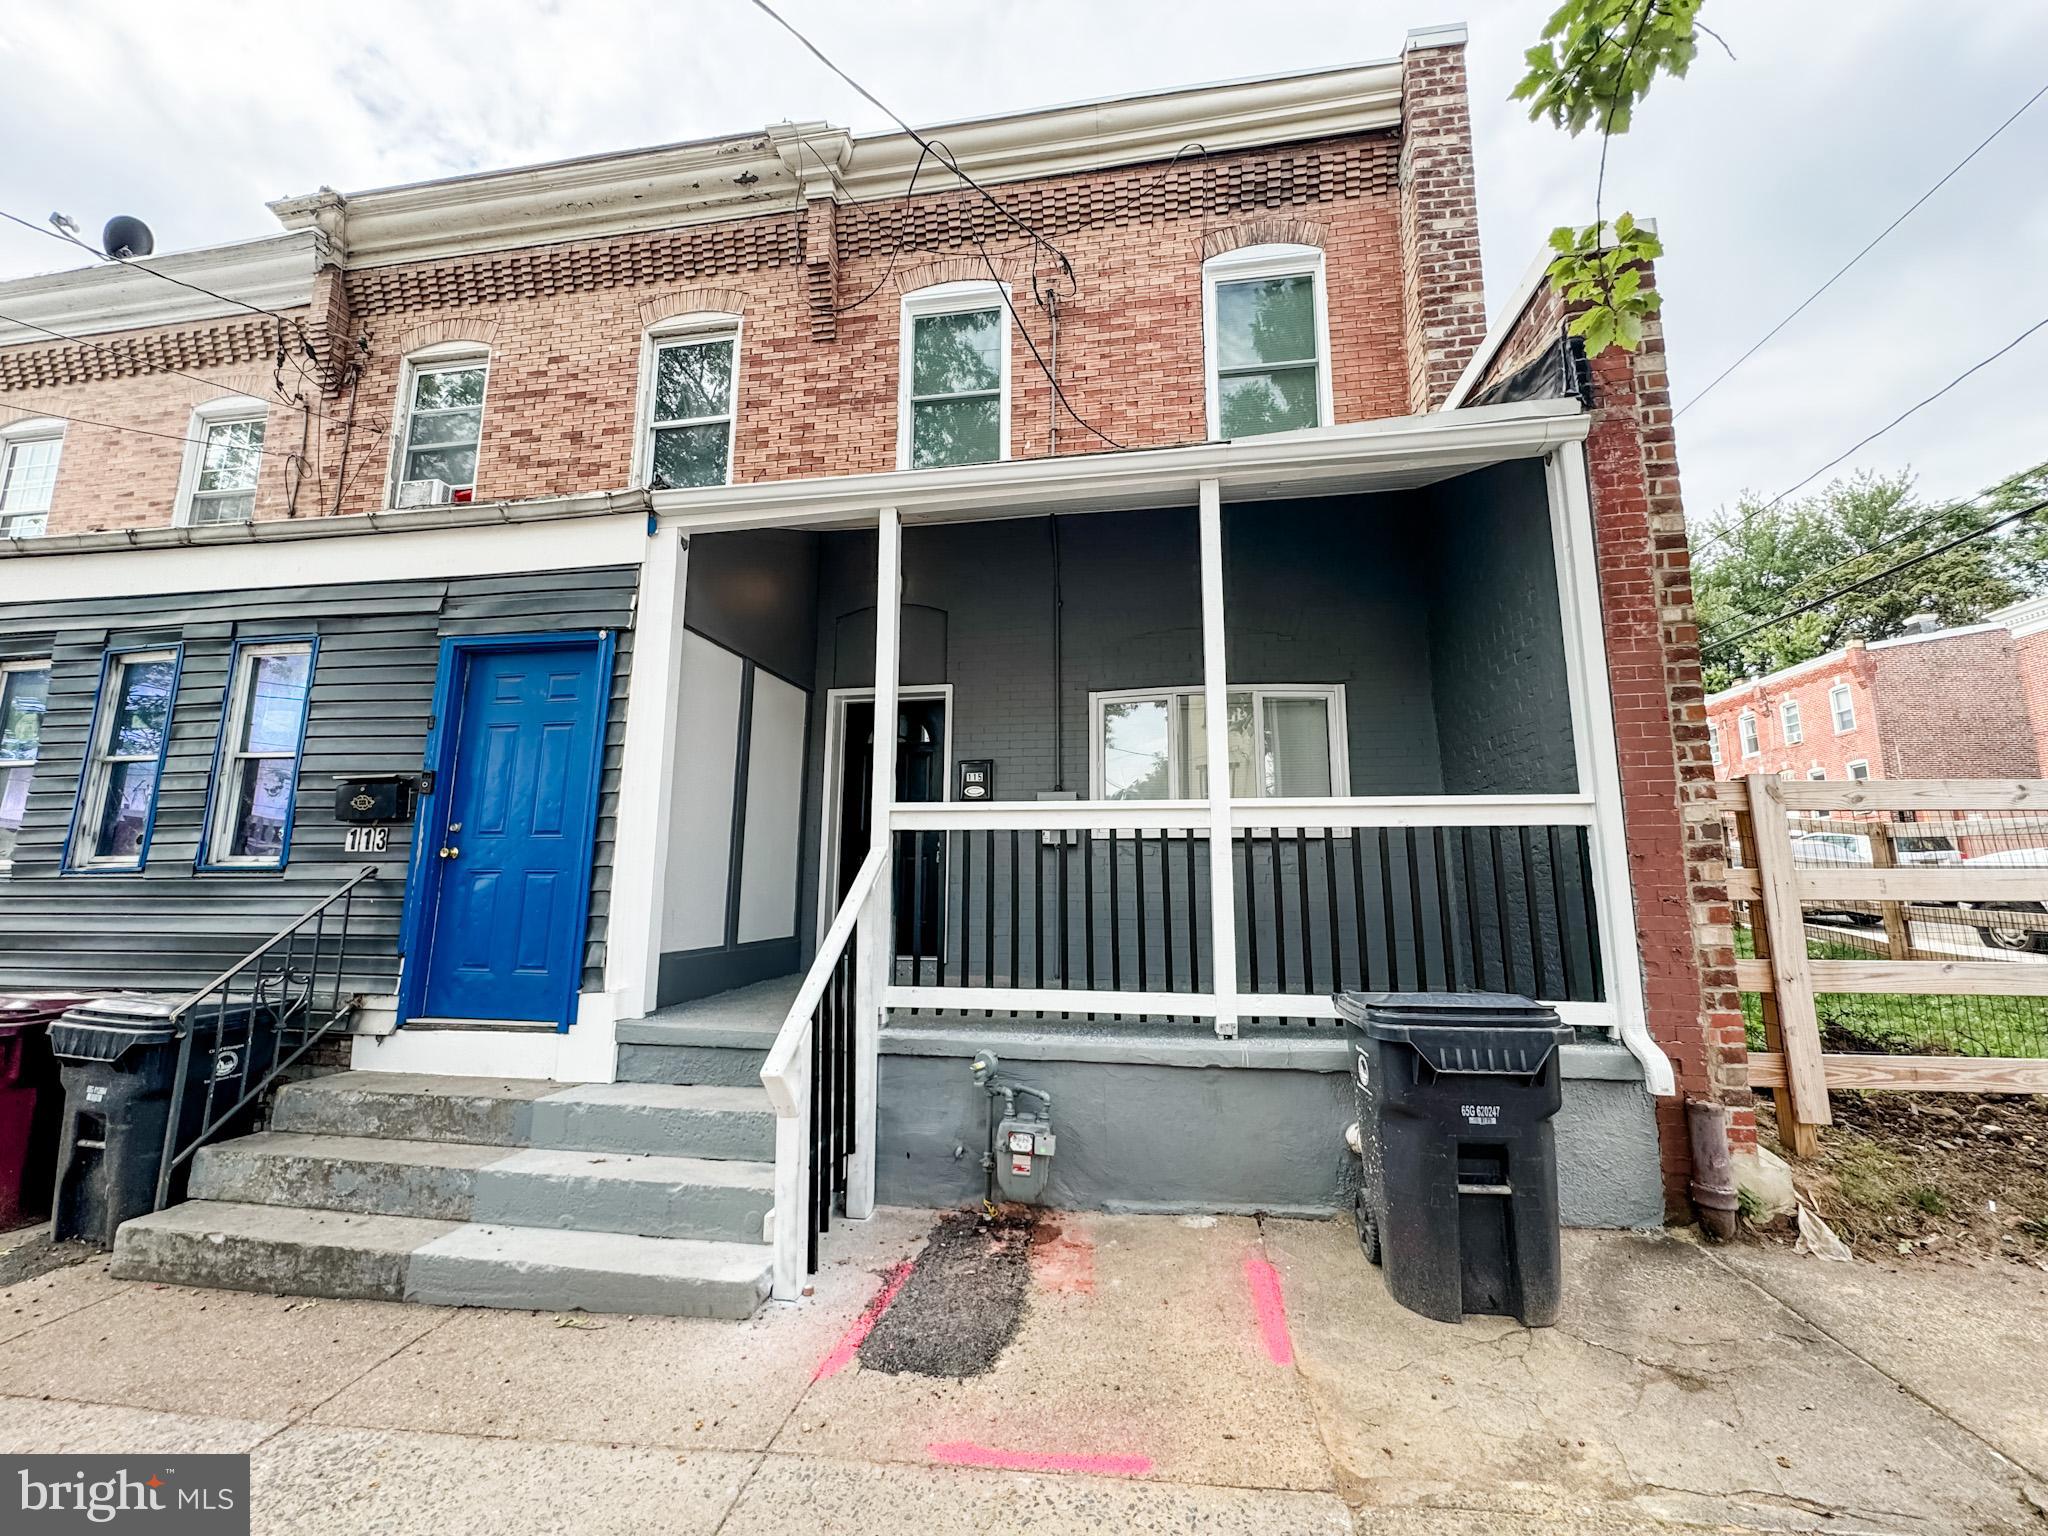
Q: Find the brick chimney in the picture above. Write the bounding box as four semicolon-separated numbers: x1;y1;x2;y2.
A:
1398;24;1488;412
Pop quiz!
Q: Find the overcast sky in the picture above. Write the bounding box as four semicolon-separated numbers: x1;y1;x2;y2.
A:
2;1;2043;524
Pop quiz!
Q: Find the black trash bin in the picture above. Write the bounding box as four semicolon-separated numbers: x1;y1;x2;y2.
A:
49;994;275;1246
1338;991;1573;1327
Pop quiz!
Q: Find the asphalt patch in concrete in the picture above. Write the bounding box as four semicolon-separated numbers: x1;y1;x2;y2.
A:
857;1209;1033;1378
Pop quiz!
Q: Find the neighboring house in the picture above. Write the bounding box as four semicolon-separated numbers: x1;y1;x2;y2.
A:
1706;619;2043;785
0;28;1745;1314
1988;593;2048;773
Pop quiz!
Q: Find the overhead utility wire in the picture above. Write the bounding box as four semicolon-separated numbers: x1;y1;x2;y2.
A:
1676;78;2048;421
1701;495;2048;660
1691;312;2048;558
741;0;1130;450
0;207;315;353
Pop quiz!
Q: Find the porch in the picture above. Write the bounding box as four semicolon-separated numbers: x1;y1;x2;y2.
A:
622;402;1671;1297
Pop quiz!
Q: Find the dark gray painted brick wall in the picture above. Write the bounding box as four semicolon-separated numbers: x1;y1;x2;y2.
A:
0;567;636;999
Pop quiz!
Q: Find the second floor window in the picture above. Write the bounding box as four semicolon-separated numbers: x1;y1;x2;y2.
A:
1780;698;1802;744
0;426;62;538
646;330;737;489
0;659;50;863
1707;722;1720;766
1738;710;1759;757
181;405;267;526
395;356;488;503
1205;244;1331;440
901;285;1008;469
1830;684;1856;733
70;648;179;871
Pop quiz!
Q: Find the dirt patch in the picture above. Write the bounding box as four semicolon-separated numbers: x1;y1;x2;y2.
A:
0;1231;98;1289
1757;1092;2048;1265
858;1208;1035;1378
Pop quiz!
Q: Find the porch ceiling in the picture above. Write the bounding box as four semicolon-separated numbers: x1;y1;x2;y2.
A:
652;398;1590;532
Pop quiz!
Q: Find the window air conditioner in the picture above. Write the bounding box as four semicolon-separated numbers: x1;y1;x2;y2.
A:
396;478;454;509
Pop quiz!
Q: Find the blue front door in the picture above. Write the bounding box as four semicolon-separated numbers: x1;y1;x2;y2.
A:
417;640;607;1025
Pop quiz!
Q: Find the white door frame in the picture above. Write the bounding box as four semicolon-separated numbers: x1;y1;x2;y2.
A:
815;683;954;947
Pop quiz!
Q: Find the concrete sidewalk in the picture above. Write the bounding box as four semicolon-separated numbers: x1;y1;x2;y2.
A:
1;1212;2043;1534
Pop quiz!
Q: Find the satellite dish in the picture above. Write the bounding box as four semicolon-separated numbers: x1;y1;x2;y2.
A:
102;216;154;259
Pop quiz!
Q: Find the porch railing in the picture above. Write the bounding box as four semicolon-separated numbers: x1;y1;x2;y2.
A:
760;842;889;1300
885;796;1605;1023
154;866;380;1210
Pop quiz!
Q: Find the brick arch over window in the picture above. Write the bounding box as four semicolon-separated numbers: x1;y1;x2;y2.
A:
638;288;749;329
894;256;1021;296
390;318;498;357
173;367;273;412
1201;218;1328;262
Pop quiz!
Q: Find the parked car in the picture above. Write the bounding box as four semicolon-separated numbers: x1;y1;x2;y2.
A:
1957;847;2048;953
1787;829;1961;925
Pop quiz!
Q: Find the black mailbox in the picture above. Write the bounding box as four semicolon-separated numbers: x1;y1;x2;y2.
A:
334;775;418;825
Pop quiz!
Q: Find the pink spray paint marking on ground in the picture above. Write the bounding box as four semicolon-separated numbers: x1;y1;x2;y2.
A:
1244;1253;1295;1365
928;1442;1154;1477
812;1261;913;1382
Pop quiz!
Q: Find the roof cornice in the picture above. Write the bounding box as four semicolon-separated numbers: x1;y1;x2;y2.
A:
271;58;1405;271
0;231;323;348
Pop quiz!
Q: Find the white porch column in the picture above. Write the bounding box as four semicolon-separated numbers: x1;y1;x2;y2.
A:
847;506;901;1218
1198;479;1240;1039
603;523;689;1027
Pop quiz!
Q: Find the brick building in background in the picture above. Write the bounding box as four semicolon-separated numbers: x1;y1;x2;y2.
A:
1706;620;2046;785
0;25;1749;1314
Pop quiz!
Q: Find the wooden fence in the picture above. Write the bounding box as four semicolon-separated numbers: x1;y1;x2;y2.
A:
1718;775;2048;1156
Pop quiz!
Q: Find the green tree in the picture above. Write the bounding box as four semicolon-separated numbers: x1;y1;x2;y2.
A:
1694;464;2048;689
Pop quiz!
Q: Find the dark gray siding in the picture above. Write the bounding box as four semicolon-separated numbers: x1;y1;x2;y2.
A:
0;567;637;998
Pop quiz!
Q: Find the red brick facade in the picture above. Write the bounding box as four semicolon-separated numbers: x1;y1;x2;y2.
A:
1708;627;2045;784
1468;262;1751;1212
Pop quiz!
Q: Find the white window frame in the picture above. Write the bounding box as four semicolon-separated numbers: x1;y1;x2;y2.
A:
1737;708;1760;757
1707;722;1720;767
1829;683;1856;733
1779;698;1802;745
632;313;742;490
1846;758;1870;781
1202;243;1334;442
174;396;269;528
0;656;51;870
387;342;491;508
70;647;179;872
1088;684;1351;803
897;281;1011;471
0;419;65;539
1807;766;1826;780
203;640;315;870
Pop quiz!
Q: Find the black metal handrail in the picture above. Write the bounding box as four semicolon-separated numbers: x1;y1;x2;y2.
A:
152;866;380;1210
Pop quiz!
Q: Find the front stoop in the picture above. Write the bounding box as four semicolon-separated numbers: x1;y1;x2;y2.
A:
111;1073;777;1320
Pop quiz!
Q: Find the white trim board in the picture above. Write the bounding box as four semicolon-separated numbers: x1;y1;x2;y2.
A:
9;508;651;602
350;991;620;1082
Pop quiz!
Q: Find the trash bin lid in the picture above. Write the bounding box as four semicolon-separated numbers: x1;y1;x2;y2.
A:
0;994;100;1030
47;994;188;1063
1335;991;1571;1076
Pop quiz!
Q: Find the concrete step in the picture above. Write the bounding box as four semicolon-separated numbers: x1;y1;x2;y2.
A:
190;1132;774;1243
616;1035;772;1088
112;1201;774;1318
271;1074;777;1162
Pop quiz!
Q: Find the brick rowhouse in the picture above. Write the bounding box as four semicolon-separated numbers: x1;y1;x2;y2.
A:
0;30;1734;1215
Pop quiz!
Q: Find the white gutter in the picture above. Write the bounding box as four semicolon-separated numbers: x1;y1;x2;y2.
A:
652;398;1591;532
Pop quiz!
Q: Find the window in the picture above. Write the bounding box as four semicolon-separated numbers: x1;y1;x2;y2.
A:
1829;684;1856;733
0;660;50;863
393;350;488;503
1780;698;1802;744
177;399;267;526
1203;244;1332;440
202;640;315;869
0;423;63;538
68;648;180;871
1707;722;1720;767
1846;759;1870;781
899;284;1008;469
1092;686;1348;801
639;321;738;489
1738;709;1759;757
1808;767;1826;780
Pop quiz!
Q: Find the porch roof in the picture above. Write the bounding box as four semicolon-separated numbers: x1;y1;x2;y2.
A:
652;398;1591;532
